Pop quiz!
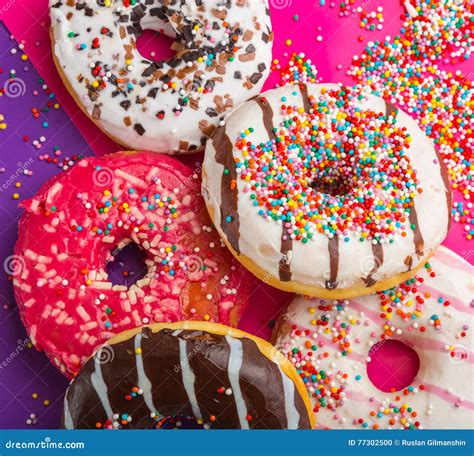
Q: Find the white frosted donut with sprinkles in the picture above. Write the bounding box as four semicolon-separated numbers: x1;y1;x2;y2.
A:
274;246;474;429
50;0;273;153
202;83;452;298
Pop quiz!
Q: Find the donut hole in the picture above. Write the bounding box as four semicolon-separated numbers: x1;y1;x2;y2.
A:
136;29;175;63
366;340;420;392
309;172;353;197
306;151;363;197
106;242;148;287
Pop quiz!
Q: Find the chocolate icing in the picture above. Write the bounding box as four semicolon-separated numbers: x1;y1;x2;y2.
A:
408;207;425;256
254;96;276;140
299;83;312;113
325;236;340;290
63;327;312;429
385;102;398;118
279;225;293;282
362;243;384;287
212;126;241;254
385;101;425;257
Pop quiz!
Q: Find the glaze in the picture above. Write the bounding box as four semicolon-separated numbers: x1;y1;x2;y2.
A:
13;152;253;377
63;322;315;429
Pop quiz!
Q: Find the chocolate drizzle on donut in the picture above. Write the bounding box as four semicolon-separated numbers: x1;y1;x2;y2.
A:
299;83;312;113
385;102;398;118
363;243;384;287
408;207;425;257
252;95;293;281
63;327;312;429
212;126;241;254
385;101;425;258
254;96;276;140
325;236;340;290
279;226;293;282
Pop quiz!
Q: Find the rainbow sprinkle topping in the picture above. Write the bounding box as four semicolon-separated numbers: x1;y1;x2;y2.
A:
235;87;420;244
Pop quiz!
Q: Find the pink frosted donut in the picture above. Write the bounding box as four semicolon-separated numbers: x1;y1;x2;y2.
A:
13;151;252;377
274;246;474;429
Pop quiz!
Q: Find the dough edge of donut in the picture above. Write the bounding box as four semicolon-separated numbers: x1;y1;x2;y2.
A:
90;320;317;429
204;189;434;299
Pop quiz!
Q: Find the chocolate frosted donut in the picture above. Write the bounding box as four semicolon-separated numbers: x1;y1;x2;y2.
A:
50;0;273;153
202;83;451;299
63;322;315;429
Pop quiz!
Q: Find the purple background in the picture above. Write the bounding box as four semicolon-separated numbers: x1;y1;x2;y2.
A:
0;22;90;427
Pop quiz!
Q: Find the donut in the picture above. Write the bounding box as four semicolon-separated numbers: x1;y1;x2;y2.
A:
202;83;452;298
50;0;273;154
13;151;253;378
273;246;473;429
62;321;316;429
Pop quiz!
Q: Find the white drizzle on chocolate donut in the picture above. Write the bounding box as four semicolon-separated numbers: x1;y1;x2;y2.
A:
63;326;313;429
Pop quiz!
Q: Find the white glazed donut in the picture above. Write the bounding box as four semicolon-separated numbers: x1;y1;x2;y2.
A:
50;0;273;154
202;83;451;298
273;246;474;429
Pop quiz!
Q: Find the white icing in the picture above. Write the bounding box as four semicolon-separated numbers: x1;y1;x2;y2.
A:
279;367;300;429
179;338;202;421
225;335;250;429
50;0;273;153
274;246;474;429
134;333;157;415
203;83;450;291
63;394;75;430
90;347;114;420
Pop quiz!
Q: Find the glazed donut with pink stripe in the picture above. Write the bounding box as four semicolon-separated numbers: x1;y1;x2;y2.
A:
274;246;473;429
